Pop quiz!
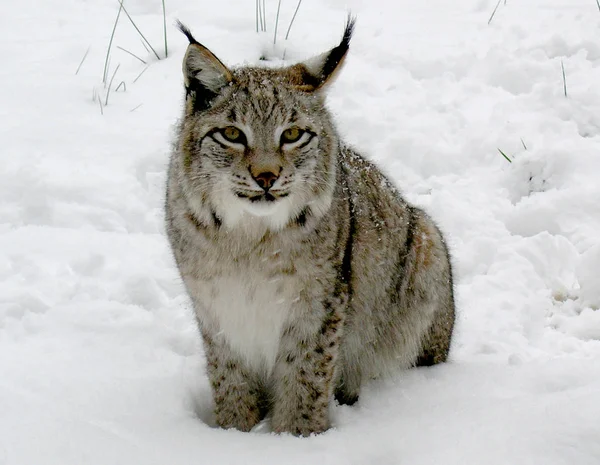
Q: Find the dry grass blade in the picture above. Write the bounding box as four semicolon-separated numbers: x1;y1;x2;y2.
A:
118;0;160;60
116;45;147;64
115;81;126;92
596;0;600;12
75;46;91;75
130;103;143;112
98;98;104;115
488;0;502;25
103;5;122;83
561;60;567;97
105;63;121;105
162;0;168;58
140;38;150;53
285;0;303;40
133;65;149;83
521;138;527;150
273;0;282;44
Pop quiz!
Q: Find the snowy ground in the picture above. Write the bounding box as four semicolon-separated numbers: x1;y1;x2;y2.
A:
2;0;600;463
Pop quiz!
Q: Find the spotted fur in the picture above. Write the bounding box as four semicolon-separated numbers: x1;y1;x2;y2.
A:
165;17;455;436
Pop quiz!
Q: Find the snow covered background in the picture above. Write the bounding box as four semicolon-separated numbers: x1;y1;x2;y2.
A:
1;0;600;463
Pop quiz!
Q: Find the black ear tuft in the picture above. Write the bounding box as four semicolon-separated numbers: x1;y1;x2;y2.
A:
175;20;199;45
176;21;233;113
320;14;356;81
288;14;356;92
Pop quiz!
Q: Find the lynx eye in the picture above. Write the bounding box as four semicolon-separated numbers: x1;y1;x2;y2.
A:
281;127;304;144
221;126;244;143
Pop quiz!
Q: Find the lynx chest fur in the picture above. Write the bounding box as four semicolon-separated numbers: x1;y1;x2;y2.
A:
165;18;455;436
181;228;308;375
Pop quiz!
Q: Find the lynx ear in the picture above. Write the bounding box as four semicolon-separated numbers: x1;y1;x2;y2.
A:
288;15;355;92
176;21;232;110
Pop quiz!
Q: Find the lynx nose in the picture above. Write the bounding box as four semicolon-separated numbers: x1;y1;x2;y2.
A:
251;171;279;192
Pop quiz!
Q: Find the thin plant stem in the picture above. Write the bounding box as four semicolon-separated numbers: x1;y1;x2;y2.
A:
256;0;259;33
488;0;502;25
140;38;150;53
116;45;147;64
105;63;121;105
75;46;91;75
561;60;567;97
130;103;143;112
273;0;282;44
285;0;303;40
103;5;122;83
115;81;126;92
98;98;104;115
262;0;267;31
105;57;111;88
498;148;513;163
118;0;160;60
133;65;149;83
162;0;168;58
521;138;527;150
596;0;600;12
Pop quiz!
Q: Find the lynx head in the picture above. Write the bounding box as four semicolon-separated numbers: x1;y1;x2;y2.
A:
174;18;355;231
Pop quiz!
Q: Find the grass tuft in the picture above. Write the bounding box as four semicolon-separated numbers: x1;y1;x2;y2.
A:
498;148;513;163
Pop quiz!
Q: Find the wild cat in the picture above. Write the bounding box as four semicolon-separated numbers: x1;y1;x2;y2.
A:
165;17;455;436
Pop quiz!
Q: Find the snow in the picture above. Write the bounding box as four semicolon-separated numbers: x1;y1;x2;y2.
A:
1;0;600;463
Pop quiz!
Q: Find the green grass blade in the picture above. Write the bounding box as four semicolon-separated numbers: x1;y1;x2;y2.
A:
498;148;513;163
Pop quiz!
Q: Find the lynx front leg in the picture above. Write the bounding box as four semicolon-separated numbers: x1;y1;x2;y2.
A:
271;303;345;436
202;330;265;432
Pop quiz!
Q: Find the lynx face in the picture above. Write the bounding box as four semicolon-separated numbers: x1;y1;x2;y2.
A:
175;21;353;230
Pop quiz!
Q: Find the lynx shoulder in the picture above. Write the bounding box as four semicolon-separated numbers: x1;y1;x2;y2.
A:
165;18;455;436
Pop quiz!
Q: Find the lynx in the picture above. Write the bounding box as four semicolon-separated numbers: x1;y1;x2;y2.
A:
165;18;455;436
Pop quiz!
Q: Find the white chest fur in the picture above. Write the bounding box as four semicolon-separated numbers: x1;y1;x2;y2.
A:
192;273;297;375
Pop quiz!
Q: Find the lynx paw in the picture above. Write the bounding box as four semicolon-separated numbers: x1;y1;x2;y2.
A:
214;401;261;432
271;411;330;437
